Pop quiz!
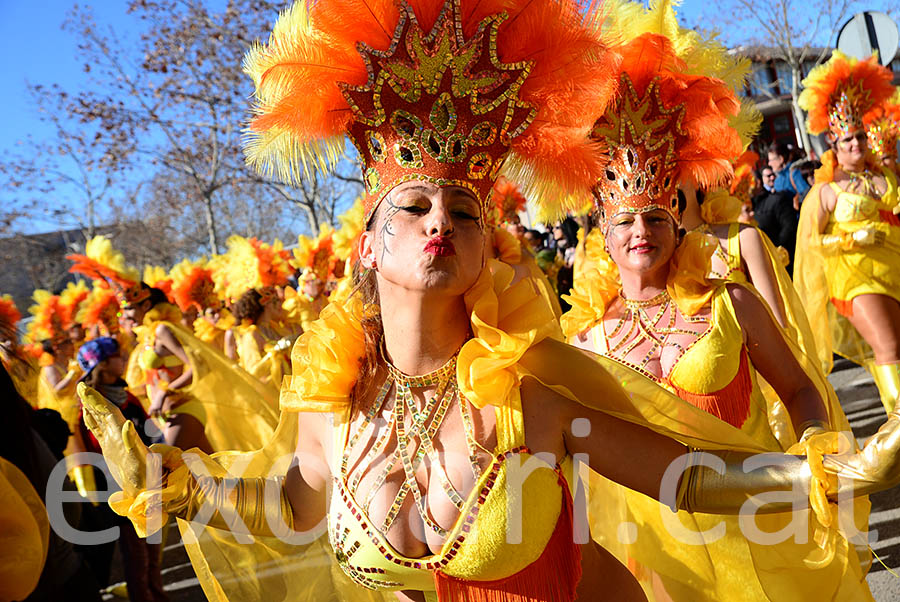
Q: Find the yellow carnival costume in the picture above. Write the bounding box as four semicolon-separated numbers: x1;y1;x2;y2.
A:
77;1;900;601
219;235;294;390
557;2;872;599
289;226;338;332
794;52;900;414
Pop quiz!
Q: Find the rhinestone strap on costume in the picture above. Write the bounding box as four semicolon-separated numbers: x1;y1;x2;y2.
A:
341;342;485;540
605;290;709;379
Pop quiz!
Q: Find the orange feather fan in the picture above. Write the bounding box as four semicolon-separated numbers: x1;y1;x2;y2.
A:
729;150;759;206
244;0;620;217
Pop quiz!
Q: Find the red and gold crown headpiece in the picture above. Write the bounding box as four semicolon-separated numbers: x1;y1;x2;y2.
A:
588;33;743;226
170;258;221;314
521;0;753;226
799;51;894;139
293;226;337;284
77;285;120;338
729;150;759;207
67;236;148;307
243;0;618;228
864;88;900;163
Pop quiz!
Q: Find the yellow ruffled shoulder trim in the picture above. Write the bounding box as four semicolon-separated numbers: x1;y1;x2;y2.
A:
667;231;717;316
281;259;561;414
133;303;183;344
561;231;619;338
700;189;742;224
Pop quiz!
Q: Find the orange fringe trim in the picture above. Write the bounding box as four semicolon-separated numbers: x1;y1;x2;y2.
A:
667;349;753;429
831;297;854;318
879;210;900;228
434;473;582;601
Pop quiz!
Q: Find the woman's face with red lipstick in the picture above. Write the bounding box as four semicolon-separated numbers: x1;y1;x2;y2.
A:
359;180;486;295
605;208;678;275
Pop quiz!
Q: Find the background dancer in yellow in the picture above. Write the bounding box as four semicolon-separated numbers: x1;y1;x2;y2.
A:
795;51;900;413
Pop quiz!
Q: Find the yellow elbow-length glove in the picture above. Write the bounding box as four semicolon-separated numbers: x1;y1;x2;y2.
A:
78;383;294;538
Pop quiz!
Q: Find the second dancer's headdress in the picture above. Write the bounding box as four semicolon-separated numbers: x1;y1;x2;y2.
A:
243;0;619;228
293;227;337;285
489;177;527;226
0;295;22;343
798;51;894;140
864;88;900;163
586;32;746;227
729;150;760;208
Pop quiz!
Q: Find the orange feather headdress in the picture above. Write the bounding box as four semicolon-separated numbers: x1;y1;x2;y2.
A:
58;280;90;331
243;0;619;227
293;226;338;284
67;236;148;307
77;286;121;338
798;51;894;139
489;176;527;226
729;150;760;207
143;266;174;303
169;258;221;314
25;290;65;348
864;88;900;163
587;32;743;226
220;236;293;302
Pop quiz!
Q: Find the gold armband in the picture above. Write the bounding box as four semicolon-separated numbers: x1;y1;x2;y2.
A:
169;474;295;538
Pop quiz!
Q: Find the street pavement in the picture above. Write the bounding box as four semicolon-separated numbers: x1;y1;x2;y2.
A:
102;358;900;601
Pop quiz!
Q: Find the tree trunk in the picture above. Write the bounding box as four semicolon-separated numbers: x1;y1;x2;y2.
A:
203;193;219;252
790;65;813;156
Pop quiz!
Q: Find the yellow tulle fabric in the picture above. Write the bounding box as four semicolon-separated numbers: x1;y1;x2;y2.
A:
795;155;900;370
128;305;281;453
105;260;870;601
700;189;743;225
234;324;288;394
0;458;48;602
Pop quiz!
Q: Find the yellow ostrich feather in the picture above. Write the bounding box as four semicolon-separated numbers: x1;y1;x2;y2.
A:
143;265;170;288
84;236;140;283
333;199;366;261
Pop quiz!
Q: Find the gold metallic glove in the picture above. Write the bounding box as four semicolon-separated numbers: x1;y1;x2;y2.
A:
79;383;151;498
676;409;900;514
80;383;293;537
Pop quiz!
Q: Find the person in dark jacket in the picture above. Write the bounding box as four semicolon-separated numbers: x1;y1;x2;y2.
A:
752;168;799;273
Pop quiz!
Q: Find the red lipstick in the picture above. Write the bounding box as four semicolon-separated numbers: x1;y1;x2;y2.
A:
424;236;456;257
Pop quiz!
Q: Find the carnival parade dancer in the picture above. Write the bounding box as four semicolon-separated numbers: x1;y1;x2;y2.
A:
795;51;900;414
560;2;873;598
169;257;235;354
217;235;295;390
69;236;280;454
289;227;339;332
77;0;900;601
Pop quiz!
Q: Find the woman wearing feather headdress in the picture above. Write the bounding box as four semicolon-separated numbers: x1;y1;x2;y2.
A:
794;52;900;415
562;2;875;599
0;294;39;404
75;1;900;601
864;88;900;172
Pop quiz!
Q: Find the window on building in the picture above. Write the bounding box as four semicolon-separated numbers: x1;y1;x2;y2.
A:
748;62;774;97
774;62;794;95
